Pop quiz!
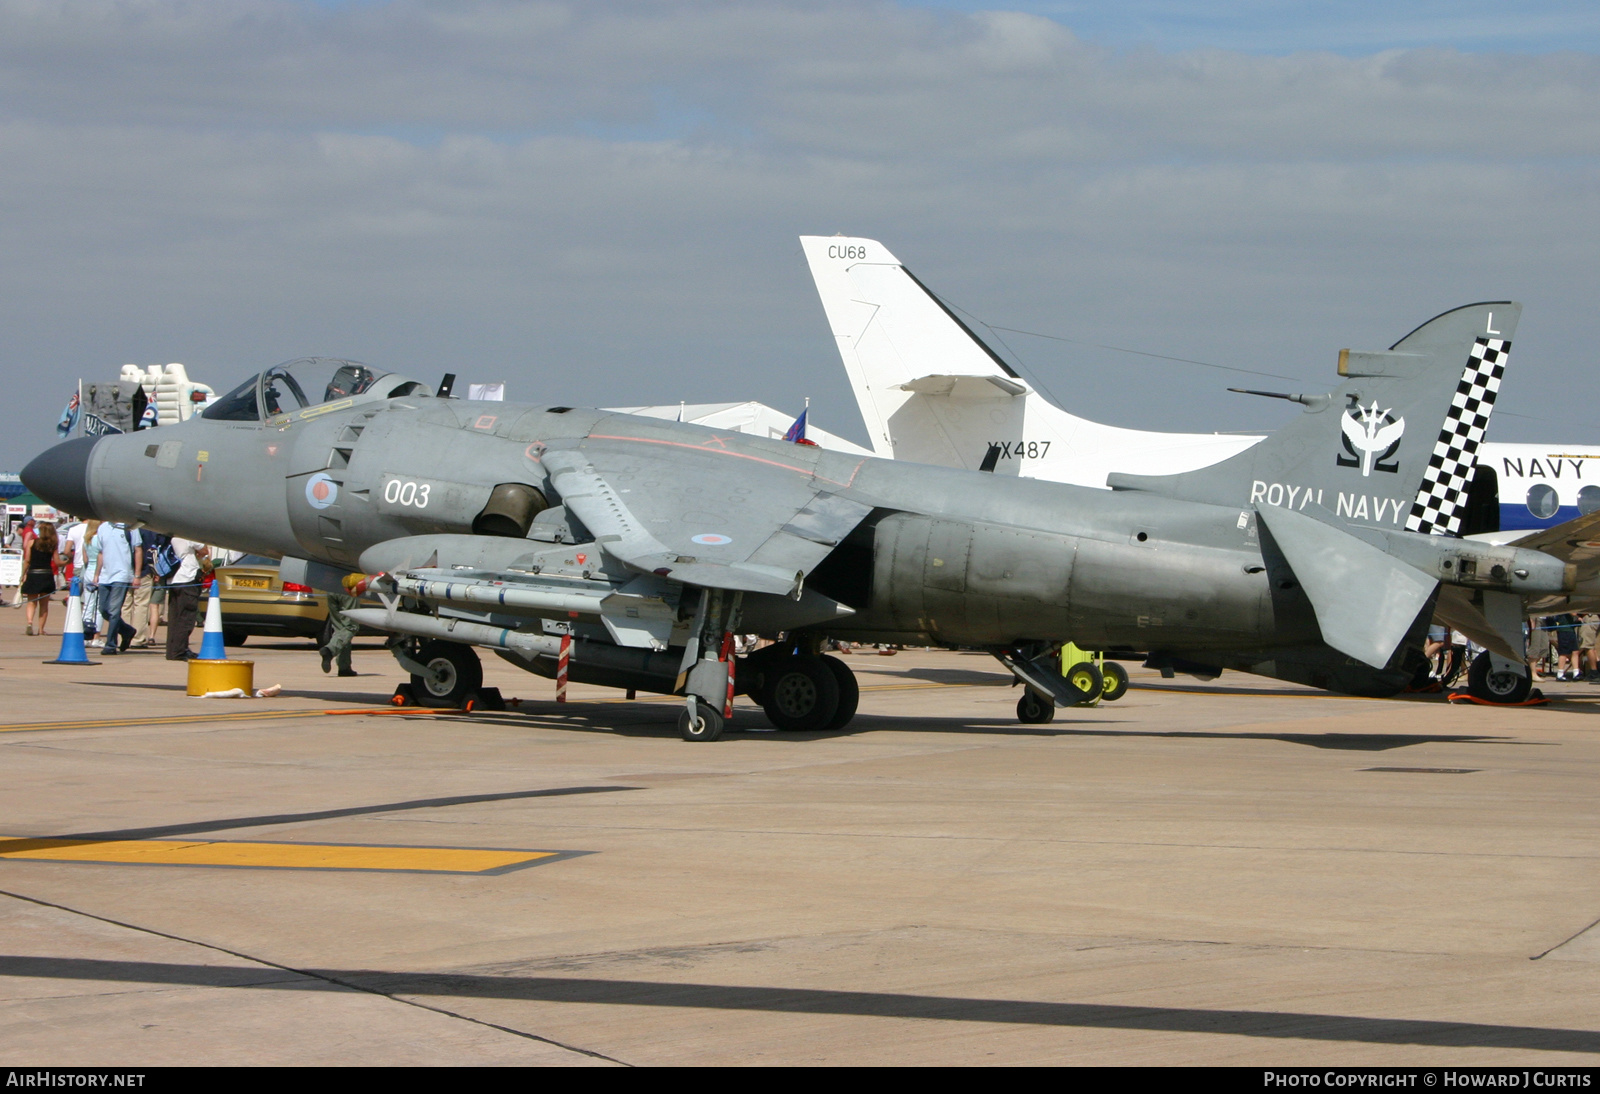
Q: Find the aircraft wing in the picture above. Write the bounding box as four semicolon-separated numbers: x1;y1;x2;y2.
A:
540;433;873;597
1509;509;1600;568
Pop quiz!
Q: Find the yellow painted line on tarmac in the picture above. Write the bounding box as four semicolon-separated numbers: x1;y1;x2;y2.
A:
0;835;561;874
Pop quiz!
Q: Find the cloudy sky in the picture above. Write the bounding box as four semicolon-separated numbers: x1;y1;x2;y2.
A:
3;0;1598;469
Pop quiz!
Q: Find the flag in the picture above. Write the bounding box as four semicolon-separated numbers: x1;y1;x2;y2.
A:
782;406;808;443
136;402;158;430
55;392;80;438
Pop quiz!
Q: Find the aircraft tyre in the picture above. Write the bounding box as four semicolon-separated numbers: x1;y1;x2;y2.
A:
1467;652;1531;704
1016;690;1055;724
411;640;483;708
1062;661;1104;705
819;654;859;730
679;702;725;742
1100;661;1130;702
761;656;840;732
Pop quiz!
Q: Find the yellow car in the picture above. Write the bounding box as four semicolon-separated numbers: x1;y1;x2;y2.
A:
214;554;331;647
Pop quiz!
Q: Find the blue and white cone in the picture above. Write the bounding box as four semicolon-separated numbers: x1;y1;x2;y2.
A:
45;578;98;665
197;580;228;661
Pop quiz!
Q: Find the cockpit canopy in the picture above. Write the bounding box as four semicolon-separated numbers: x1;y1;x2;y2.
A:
202;357;429;422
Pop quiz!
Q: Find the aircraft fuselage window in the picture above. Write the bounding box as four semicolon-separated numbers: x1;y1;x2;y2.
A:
1579;485;1600;516
1526;483;1559;520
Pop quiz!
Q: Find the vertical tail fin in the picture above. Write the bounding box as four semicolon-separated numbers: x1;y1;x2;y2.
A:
800;235;1265;484
800;235;1030;465
1108;302;1519;538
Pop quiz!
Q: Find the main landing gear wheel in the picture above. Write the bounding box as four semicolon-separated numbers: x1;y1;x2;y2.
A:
1467;652;1532;704
1016;690;1055;724
761;656;841;732
1099;661;1130;702
819;654;860;731
679;702;725;742
410;640;483;708
1062;661;1104;705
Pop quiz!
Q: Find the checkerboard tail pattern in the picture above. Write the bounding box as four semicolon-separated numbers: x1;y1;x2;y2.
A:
1404;337;1509;535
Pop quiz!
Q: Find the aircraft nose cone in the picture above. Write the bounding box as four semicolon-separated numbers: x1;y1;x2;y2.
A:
21;436;100;519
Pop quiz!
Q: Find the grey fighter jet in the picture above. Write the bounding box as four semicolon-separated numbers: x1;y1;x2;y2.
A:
23;306;1575;738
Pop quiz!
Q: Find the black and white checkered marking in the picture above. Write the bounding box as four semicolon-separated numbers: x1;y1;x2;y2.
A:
1404;337;1509;535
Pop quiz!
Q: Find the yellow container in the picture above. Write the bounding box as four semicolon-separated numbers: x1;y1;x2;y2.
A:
187;659;255;696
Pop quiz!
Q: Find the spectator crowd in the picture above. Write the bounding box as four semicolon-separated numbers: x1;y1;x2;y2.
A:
6;516;213;659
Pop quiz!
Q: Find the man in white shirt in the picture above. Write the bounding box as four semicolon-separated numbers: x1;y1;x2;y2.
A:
164;537;209;660
62;521;88;580
92;521;141;654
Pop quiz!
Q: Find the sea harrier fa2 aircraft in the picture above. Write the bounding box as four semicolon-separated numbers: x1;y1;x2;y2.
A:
22;311;1578;738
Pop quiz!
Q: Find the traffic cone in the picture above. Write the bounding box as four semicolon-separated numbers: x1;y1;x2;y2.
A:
44;578;99;666
197;579;228;660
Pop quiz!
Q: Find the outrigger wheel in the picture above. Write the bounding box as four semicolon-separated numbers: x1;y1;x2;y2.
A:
1467;652;1532;704
410;640;483;708
679;699;725;742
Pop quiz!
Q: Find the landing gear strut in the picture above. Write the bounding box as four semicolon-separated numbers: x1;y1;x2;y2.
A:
995;643;1105;724
678;589;741;742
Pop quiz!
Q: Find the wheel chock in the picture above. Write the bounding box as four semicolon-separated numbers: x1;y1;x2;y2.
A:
391;683;418;707
1446;690;1550;707
472;687;506;712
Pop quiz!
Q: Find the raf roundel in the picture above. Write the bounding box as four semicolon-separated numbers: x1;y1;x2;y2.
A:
305;472;339;510
690;533;732;546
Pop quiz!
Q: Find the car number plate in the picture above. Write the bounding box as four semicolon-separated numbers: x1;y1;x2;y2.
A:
231;576;270;589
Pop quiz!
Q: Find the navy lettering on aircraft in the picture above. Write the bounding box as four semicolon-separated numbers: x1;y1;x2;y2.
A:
1501;457;1585;481
985;441;1051;460
1336;492;1407;525
1250;480;1404;526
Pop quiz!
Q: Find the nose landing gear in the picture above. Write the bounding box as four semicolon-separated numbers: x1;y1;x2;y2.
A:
406;639;483;708
1466;651;1532;704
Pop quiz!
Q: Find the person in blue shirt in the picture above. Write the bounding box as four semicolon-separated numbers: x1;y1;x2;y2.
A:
91;521;142;655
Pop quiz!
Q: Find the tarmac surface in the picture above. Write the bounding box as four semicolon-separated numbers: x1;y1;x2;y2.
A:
3;620;1600;1066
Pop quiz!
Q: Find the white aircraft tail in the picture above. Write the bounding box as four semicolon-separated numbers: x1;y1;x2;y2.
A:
800;235;1259;486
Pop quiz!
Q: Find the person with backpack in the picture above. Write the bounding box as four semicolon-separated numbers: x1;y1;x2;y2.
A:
131;529;171;647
